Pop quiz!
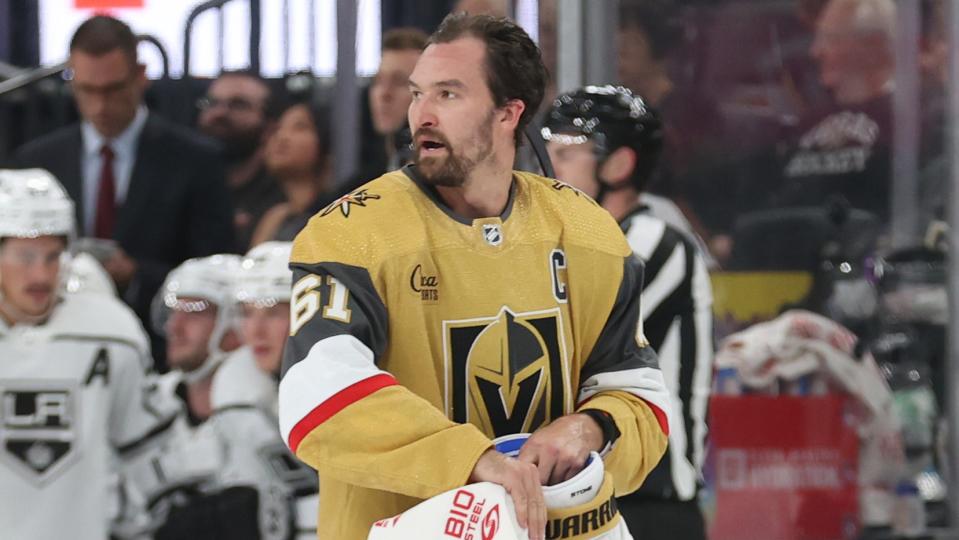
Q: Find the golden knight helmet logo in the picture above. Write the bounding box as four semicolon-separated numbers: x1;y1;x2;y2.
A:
466;309;553;435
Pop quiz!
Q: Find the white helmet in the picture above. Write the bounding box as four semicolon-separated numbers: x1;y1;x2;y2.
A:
0;168;75;241
63;252;117;296
152;254;241;382
235;241;293;307
0;169;76;323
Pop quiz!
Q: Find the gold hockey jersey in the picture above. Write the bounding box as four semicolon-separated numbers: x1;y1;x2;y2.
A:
279;166;670;540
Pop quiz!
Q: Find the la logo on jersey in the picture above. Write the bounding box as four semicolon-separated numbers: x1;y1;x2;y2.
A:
443;307;569;437
1;381;78;484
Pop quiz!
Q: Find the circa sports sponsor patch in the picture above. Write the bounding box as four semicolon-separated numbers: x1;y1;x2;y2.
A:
409;263;440;302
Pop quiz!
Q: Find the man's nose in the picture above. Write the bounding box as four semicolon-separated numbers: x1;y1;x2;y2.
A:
412;102;438;128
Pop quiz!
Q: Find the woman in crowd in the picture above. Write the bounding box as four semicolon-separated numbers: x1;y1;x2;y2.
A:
250;101;338;245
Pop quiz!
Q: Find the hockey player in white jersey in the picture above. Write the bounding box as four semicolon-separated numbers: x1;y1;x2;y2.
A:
224;240;319;539
0;168;175;540
217;240;297;410
152;253;243;421
120;253;307;539
63;251;118;296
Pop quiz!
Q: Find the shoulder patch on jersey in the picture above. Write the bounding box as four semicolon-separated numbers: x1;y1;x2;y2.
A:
516;171;630;258
46;293;150;361
292;171;426;269
320;188;382;218
549;179;599;206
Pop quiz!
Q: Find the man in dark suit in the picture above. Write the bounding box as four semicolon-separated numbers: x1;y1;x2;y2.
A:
13;15;235;369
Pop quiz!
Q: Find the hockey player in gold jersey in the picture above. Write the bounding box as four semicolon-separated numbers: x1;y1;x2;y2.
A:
279;13;671;540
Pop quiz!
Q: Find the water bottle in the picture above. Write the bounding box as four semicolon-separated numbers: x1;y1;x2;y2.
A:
892;480;926;538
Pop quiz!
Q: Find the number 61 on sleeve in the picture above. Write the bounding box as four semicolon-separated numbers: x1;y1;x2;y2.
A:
290;274;353;335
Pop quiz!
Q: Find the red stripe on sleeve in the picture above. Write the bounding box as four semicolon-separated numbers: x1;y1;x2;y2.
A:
288;373;398;453
640;398;670;436
576;395;670;436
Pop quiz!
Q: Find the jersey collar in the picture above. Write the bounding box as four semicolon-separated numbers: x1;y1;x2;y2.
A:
401;164;518;226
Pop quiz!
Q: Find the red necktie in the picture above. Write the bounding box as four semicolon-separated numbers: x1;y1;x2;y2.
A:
95;145;116;239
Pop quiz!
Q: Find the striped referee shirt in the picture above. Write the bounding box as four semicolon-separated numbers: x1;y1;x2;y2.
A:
619;205;714;501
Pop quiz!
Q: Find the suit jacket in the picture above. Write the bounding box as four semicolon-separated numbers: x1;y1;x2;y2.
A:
12;112;236;366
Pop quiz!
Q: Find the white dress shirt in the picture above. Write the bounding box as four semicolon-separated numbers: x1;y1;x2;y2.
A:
80;106;148;236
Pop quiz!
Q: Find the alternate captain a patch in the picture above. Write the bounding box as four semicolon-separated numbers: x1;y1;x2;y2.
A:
444;307;569;437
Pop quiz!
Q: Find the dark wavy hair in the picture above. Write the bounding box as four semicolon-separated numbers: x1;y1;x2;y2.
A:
429;12;548;148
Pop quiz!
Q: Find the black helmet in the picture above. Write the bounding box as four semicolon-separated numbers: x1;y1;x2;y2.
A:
542;85;663;191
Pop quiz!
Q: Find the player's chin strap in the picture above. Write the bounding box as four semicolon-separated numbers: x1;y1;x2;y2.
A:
593;178;633;207
182;301;235;385
525;122;556;179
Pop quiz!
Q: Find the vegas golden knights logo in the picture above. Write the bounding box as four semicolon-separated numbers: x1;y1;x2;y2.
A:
444;307;568;437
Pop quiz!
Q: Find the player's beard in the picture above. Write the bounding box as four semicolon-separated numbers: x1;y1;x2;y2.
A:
414;110;495;188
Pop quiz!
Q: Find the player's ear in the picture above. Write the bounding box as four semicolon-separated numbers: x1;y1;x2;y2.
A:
499;99;525;132
600;147;636;184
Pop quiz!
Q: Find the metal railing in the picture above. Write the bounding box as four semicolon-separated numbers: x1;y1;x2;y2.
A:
0;33;170;98
183;0;261;77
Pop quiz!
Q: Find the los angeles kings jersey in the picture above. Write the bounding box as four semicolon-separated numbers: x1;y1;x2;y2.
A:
119;348;315;540
0;292;173;540
280;166;671;540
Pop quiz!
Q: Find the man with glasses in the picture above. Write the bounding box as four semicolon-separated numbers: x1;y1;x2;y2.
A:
197;72;285;251
13;15;235;370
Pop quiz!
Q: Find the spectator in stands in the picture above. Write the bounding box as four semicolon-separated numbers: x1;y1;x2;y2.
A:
197;71;285;251
762;0;896;220
617;0;678;109
616;1;723;249
918;0;948;230
811;0;894;106
12;15;235;369
250;102;337;245
697;0;897;266
357;27;428;180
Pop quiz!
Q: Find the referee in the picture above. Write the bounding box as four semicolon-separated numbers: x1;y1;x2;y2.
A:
543;85;714;540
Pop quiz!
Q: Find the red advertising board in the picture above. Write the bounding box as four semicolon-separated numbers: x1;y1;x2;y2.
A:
75;1;144;8
707;396;860;540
